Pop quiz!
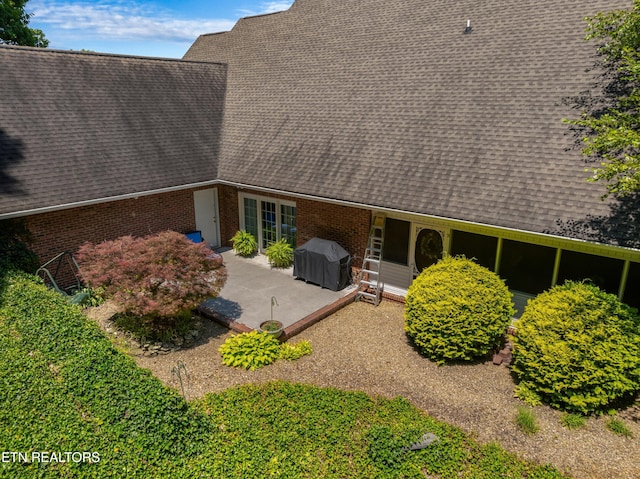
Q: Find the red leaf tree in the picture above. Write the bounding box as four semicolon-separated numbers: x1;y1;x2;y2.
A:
76;231;226;319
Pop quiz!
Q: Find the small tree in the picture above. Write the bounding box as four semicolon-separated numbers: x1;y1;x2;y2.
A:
76;231;226;322
565;1;640;197
0;0;48;47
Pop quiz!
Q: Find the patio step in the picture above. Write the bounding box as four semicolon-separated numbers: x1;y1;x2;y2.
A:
356;215;385;306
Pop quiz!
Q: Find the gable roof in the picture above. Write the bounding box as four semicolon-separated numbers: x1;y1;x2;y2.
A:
185;0;637;247
0;46;227;217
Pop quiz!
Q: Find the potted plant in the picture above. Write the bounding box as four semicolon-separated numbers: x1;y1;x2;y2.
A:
260;296;283;338
259;319;284;338
230;230;258;257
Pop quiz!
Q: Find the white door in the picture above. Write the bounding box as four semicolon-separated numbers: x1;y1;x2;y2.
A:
193;188;220;247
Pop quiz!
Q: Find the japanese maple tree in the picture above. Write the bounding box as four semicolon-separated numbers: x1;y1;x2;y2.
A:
76;231;226;320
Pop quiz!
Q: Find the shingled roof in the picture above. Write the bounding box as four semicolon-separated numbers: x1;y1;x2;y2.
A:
185;0;636;247
0;46;227;217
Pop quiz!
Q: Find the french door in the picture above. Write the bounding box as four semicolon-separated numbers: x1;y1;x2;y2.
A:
240;195;297;251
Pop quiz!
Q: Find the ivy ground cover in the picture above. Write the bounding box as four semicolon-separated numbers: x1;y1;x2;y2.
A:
0;271;568;478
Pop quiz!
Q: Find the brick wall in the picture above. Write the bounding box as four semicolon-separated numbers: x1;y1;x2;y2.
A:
217;184;240;247
24;189;199;265
296;198;371;267
20;185;372;288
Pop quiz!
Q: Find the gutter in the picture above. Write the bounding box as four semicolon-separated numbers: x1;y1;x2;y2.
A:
3;177;639;261
0;180;220;220
217;180;640;261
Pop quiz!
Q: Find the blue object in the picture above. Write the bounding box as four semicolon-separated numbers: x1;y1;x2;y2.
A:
185;231;203;243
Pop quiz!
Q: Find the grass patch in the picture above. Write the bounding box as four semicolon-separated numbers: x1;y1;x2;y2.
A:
194;383;568;478
515;406;539;434
560;413;586;430
606;417;633;438
0;271;571;478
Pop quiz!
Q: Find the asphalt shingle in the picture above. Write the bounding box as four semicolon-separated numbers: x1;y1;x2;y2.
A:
0;46;227;216
185;0;635;246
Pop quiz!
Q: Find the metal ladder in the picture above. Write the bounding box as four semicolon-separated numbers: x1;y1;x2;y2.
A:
355;215;385;305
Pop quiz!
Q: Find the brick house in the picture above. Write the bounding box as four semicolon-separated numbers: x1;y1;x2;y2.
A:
1;0;638;310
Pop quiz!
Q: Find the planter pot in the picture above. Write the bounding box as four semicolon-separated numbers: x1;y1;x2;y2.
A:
259;320;284;338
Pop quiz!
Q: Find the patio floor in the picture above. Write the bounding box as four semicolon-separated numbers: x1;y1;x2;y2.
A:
198;248;356;334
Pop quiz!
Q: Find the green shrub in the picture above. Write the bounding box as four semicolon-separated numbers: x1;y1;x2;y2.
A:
279;340;313;360
230;230;258;257
515;406;539;434
0;219;39;274
404;256;515;364
511;281;640;414
219;330;282;370
0;271;212;477
265;238;294;268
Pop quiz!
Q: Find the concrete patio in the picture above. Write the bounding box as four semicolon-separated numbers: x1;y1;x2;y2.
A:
198;248;356;336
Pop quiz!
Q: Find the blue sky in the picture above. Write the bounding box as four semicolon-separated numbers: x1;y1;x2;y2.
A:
28;0;294;58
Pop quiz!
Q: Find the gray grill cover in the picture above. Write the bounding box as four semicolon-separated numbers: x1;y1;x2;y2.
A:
293;238;351;291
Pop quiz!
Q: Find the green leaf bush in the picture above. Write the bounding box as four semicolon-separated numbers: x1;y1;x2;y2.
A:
0;218;39;274
265;238;294;268
511;281;640;414
219;330;282;370
279;339;313;360
404;256;515;364
230;230;258;257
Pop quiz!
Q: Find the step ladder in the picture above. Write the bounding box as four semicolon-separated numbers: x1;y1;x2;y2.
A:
356;215;385;306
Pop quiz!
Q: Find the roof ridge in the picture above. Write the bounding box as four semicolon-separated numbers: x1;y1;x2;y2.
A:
0;44;226;66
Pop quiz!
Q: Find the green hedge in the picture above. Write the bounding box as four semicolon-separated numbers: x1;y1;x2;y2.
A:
405;256;515;364
511;281;640;414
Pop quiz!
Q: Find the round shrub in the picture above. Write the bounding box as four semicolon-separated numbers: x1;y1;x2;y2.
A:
404;256;514;364
511;281;640;414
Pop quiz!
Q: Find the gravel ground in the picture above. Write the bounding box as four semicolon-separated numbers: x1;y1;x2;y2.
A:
89;300;639;479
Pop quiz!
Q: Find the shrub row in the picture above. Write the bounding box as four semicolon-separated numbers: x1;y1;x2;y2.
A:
404;255;640;415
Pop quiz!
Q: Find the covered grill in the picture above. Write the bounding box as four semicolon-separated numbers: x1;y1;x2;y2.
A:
293;238;351;291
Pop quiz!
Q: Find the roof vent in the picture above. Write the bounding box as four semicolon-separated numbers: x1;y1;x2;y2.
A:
464;19;472;34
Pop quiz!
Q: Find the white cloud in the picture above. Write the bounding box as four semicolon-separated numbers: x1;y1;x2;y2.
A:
29;1;236;43
237;1;293;17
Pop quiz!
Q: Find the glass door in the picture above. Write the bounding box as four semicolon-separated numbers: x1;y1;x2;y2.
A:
240;194;297;252
261;200;277;249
